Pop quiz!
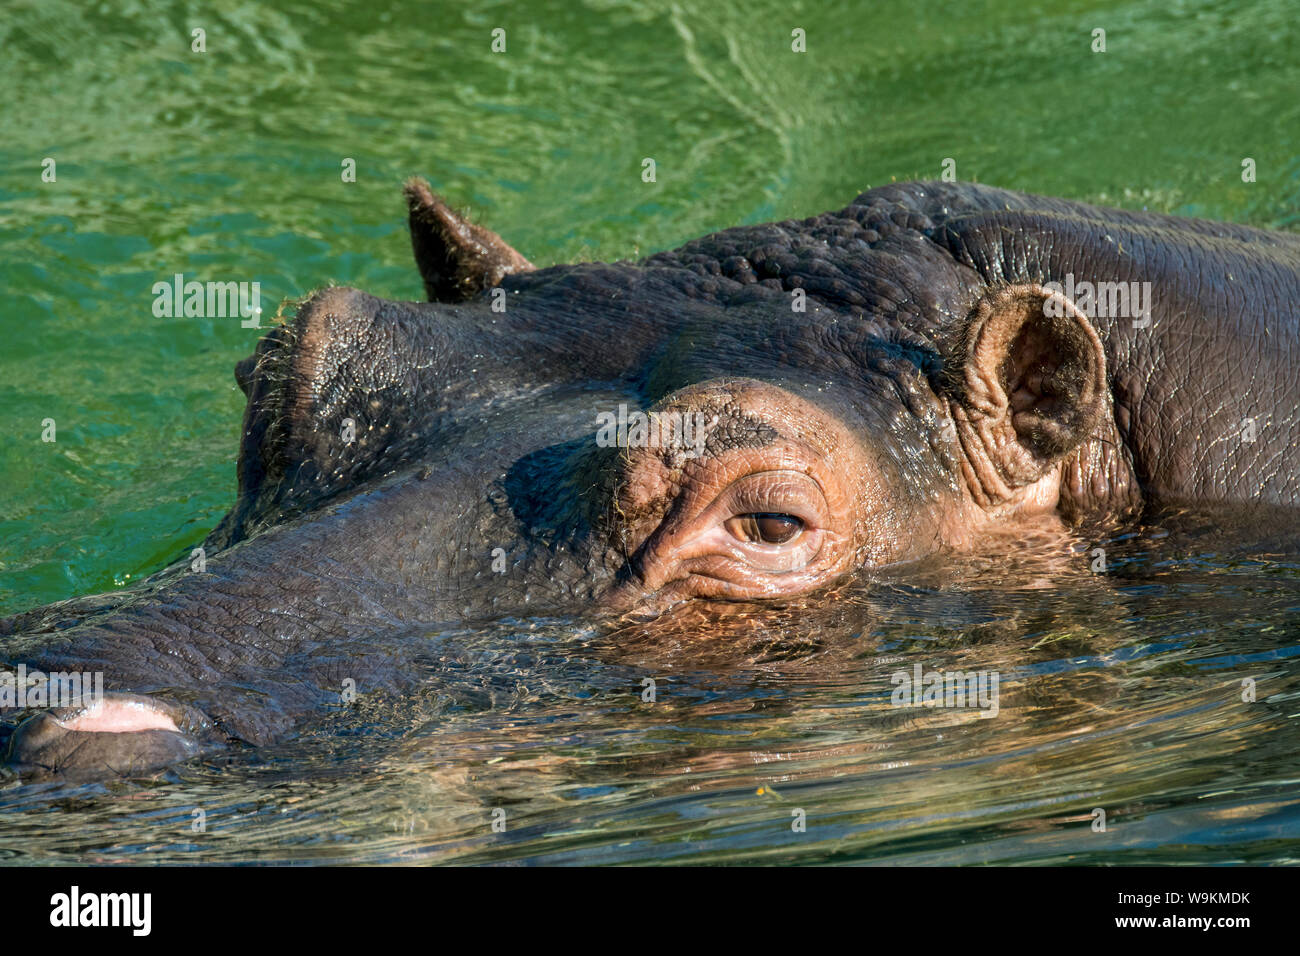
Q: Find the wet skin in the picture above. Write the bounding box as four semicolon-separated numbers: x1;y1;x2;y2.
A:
3;179;1298;780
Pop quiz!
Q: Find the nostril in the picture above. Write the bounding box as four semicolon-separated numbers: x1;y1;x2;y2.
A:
4;692;213;781
55;698;179;734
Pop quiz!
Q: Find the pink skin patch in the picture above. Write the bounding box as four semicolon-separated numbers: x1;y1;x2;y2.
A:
55;699;179;734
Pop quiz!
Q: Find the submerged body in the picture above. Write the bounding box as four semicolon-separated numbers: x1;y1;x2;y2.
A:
4;179;1299;779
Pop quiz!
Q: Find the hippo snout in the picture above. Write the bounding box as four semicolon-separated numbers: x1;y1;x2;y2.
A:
4;692;215;782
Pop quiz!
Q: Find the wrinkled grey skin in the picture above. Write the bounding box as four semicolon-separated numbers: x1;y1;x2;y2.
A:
3;179;1298;781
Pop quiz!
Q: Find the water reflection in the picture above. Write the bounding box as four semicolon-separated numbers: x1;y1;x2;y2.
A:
4;509;1294;864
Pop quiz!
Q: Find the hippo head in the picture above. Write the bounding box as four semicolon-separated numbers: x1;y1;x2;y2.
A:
208;179;1128;618
3;179;1147;779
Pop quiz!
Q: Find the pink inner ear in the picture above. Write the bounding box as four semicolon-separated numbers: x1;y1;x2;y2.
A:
57;700;179;734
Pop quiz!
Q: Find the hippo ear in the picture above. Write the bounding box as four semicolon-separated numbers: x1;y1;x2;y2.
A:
404;177;533;302
950;284;1108;495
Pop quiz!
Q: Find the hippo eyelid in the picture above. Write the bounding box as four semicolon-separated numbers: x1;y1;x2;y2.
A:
720;470;829;528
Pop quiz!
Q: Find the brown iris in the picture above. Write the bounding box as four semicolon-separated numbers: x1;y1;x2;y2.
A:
725;513;804;545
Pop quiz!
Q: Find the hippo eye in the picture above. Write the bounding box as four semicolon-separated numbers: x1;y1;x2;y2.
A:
725;513;804;545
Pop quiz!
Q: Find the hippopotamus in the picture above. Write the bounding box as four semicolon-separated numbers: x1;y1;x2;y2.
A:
4;178;1298;781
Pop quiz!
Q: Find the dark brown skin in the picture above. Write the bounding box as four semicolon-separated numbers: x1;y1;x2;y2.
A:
3;179;1298;780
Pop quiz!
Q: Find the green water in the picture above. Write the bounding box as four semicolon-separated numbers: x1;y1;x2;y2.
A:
1;0;1299;864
